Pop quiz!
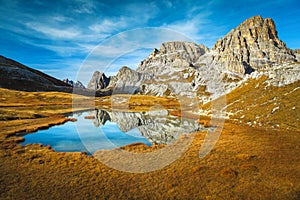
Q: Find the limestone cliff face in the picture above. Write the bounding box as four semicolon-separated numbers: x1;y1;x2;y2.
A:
89;16;299;100
293;49;300;61
113;66;146;94
138;41;208;72
87;71;110;90
212;16;295;74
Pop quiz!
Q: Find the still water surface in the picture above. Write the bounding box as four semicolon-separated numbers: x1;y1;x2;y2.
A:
22;110;204;154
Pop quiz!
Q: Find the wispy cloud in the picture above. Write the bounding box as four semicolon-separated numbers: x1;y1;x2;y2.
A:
75;27;197;84
25;22;81;39
89;17;129;34
2;0;298;82
161;7;213;43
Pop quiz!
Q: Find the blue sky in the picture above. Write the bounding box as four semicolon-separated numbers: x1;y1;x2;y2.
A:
0;0;299;85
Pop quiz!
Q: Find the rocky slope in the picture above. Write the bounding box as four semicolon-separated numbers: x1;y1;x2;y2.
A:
89;16;299;102
87;71;110;90
138;41;208;71
293;49;300;61
0;55;98;96
203;70;300;131
0;55;72;92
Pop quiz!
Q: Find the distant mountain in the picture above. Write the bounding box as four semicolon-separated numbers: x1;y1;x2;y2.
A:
87;71;110;90
88;16;299;102
0;55;72;92
63;78;85;89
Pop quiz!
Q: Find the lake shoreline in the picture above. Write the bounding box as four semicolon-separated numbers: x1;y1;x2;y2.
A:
1;118;299;199
0;89;299;199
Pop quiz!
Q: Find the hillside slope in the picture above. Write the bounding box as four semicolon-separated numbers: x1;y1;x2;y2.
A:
0;55;71;92
202;65;300;132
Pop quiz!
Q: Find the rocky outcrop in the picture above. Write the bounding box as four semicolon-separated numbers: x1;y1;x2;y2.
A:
212;16;296;74
63;78;85;88
293;49;300;61
138;41;208;72
87;71;110;90
89;16;299;100
113;66;146;94
248;63;300;87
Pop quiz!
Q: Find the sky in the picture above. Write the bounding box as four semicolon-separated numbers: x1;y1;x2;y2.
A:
0;0;299;85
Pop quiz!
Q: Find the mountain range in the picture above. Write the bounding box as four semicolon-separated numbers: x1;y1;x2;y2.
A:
0;16;299;102
87;16;300;103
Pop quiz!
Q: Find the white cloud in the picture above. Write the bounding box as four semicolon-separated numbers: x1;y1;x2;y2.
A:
74;27;197;84
162;11;212;42
165;21;203;41
25;22;81;39
51;15;70;23
0;0;223;83
89;17;129;34
123;2;159;22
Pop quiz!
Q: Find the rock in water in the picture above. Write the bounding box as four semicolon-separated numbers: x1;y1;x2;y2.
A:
212;16;295;74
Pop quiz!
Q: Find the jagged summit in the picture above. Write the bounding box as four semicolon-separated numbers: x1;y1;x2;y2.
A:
212;15;295;73
86;16;299;100
87;71;110;90
137;41;209;71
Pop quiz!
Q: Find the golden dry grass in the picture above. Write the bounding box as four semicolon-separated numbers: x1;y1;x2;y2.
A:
1;122;299;199
0;85;299;199
202;77;300;131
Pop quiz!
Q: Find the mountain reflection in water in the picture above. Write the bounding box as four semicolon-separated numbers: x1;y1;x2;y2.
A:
22;109;210;154
91;109;206;145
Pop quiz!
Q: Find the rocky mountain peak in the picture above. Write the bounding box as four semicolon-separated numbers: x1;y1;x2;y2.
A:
212;15;295;74
88;16;299;100
137;41;209;72
117;66;133;75
87;71;110;90
116;66;141;81
159;41;207;57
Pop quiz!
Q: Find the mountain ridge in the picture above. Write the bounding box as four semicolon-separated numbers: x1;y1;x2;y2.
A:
0;55;72;92
88;16;299;102
1;16;299;99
